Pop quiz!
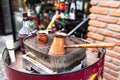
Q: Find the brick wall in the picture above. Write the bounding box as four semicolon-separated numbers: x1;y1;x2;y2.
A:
87;0;120;80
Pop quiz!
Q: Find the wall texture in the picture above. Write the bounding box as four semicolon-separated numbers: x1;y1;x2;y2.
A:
87;0;120;80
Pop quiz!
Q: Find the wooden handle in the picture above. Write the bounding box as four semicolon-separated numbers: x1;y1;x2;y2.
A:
46;14;57;31
65;43;115;48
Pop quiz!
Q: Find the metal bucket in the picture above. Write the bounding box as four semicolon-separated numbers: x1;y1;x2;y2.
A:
2;47;105;80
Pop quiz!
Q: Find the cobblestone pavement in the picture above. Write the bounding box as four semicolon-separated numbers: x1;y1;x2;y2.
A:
0;56;7;80
0;35;13;80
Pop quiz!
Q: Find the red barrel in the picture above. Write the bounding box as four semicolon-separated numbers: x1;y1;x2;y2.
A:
2;48;105;80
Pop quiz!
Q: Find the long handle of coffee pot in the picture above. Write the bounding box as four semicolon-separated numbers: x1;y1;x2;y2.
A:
38;14;57;34
67;17;89;36
65;43;115;48
46;14;57;31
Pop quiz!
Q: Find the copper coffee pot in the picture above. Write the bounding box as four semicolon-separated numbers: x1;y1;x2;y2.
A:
48;32;67;55
48;32;115;55
37;30;48;46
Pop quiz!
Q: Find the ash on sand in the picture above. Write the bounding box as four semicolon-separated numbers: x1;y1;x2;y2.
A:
24;34;86;72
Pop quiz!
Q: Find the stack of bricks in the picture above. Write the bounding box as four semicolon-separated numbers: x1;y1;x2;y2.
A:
87;0;120;80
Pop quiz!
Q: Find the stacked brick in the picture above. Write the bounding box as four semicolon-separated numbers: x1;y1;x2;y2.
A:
87;0;120;80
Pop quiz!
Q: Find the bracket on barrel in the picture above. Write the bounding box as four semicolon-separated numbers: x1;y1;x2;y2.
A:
97;48;106;58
